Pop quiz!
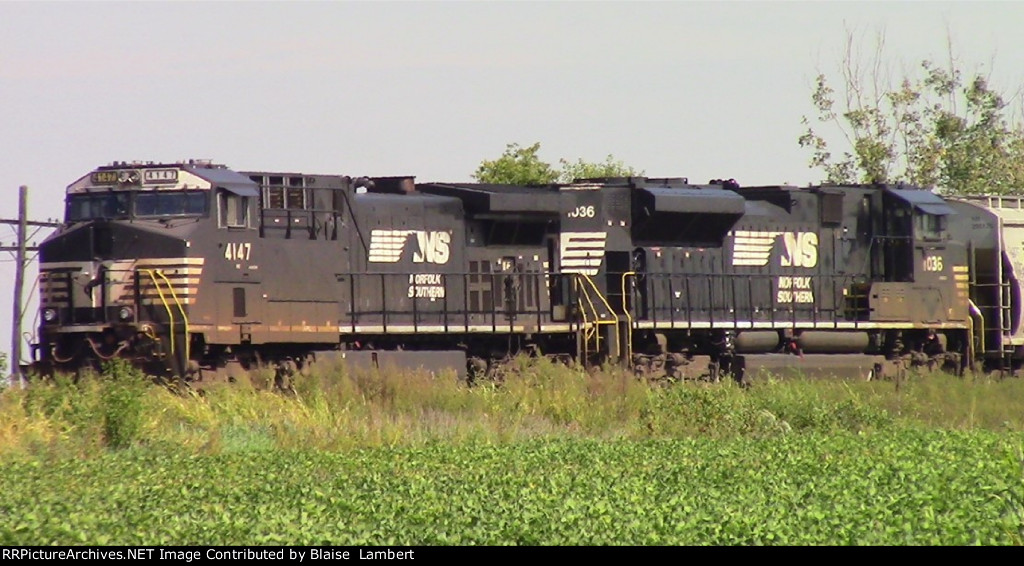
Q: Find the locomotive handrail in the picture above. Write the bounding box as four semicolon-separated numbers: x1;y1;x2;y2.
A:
335;189;369;254
579;277;611;361
576;273;620;360
139;269;176;359
573;277;591;360
621;272;636;362
968;299;984;358
626;272;874;329
340;270;563;336
330;268;948;356
155;269;191;365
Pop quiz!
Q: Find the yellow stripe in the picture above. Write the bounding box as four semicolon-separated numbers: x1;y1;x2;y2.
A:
254;325;339;333
111;257;206;267
139;298;197;305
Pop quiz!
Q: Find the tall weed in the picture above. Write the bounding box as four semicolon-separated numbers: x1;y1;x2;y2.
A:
1;358;1022;458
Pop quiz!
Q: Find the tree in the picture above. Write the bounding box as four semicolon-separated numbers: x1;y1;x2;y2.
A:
473;142;642;185
473;142;559;185
798;29;1024;195
557;154;642;183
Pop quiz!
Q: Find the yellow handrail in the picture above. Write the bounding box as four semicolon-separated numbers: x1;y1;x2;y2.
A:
577;273;616;322
575;277;589;361
574;276;603;361
621;271;636;362
575;273;620;360
156;269;190;365
140;269;175;357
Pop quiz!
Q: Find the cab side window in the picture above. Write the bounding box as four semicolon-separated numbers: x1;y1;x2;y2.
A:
915;213;947;240
219;190;249;228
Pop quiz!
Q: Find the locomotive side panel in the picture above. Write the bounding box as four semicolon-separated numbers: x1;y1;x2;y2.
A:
343;193;466;334
869;187;968;328
244;172;349;345
628;180;745;327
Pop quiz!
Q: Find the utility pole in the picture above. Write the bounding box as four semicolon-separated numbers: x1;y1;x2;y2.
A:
11;186;26;385
2;186;60;386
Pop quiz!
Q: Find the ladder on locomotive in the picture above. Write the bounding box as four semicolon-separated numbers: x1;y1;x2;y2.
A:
573;274;620;365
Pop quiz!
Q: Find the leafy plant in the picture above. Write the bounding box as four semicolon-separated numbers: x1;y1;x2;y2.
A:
799;27;1024;194
0;432;1020;545
473;142;642;185
98;360;149;449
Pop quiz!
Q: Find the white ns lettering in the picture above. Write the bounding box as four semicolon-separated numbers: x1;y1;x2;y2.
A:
413;231;451;264
781;232;818;268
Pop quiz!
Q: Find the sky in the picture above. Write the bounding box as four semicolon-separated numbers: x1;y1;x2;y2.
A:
2;1;1024;368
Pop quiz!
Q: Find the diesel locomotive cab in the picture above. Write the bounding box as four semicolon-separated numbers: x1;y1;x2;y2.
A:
34;161;250;376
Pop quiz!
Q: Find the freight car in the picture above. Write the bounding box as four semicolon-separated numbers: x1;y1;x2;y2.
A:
29;160;991;383
946;194;1024;372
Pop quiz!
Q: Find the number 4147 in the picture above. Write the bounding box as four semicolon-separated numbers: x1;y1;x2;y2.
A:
224;242;251;261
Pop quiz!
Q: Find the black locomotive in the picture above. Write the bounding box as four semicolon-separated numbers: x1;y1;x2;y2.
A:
30;160;1018;382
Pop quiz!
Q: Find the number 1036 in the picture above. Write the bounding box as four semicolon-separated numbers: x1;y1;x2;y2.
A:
922;255;943;272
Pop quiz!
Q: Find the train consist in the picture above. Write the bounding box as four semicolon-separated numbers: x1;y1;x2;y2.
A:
28;160;1024;383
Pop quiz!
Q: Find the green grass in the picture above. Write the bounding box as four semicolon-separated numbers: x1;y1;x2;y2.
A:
0;433;1021;545
2;358;1024;459
2;358;1023;545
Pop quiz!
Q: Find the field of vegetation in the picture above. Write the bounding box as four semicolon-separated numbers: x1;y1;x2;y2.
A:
0;358;1022;545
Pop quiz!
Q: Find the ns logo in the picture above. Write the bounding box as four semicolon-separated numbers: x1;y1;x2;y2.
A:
780;232;818;268
732;230;819;268
368;229;452;265
412;231;451;264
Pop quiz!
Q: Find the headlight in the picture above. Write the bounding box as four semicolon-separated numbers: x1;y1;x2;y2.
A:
42;308;57;323
118;306;134;321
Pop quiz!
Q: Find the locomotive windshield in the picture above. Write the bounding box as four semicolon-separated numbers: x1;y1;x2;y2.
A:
135;191;208;217
66;193;130;221
65;190;208;222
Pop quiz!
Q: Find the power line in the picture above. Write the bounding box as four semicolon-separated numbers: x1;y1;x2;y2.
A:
0;218;59;229
0;186;58;385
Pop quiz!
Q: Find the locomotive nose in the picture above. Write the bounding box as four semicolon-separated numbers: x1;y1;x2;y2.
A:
38;219;191;327
41;219;188;264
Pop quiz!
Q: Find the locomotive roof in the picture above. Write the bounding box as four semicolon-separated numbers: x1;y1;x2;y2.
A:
885;186;955;216
635;186;746;215
416;182;561;215
67;161;260;195
188;165;259;197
